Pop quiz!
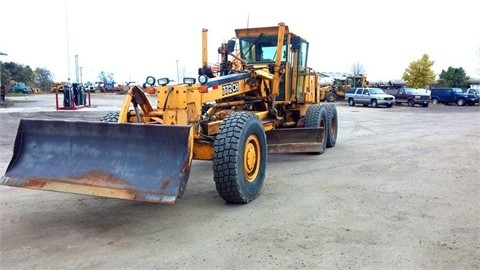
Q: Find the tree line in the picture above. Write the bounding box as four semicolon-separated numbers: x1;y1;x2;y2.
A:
1;54;476;93
402;54;473;89
1;62;53;91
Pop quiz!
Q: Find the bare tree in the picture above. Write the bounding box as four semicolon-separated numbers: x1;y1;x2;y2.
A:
351;62;366;76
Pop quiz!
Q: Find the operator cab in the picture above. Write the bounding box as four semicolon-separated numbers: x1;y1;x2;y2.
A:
236;28;309;102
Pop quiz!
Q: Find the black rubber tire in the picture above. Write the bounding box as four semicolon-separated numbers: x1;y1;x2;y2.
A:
326;92;337;102
432;98;439;105
408;99;415;107
386;104;393;108
371;99;378;108
100;111;120;122
422;103;429;107
324;103;338;148
348;98;355;106
456;98;466;106
304;104;327;155
213;112;267;204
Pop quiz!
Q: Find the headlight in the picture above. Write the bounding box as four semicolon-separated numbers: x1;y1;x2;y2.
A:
198;74;208;85
183;77;196;85
157;77;170;86
146;76;156;86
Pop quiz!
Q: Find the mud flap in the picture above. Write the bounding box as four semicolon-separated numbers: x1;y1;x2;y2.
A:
1;119;193;204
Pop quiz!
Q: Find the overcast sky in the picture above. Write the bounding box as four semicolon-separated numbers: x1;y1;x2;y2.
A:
1;0;479;84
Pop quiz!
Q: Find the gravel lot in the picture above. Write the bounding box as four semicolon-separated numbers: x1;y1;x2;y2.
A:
0;93;479;269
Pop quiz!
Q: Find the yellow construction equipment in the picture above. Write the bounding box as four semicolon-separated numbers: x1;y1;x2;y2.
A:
1;22;338;204
324;75;368;102
50;82;66;93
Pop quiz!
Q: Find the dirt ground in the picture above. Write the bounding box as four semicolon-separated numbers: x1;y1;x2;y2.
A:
0;94;479;270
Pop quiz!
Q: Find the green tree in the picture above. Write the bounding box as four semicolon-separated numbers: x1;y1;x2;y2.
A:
3;62;34;83
437;67;470;87
34;67;54;92
402;54;436;88
0;62;12;87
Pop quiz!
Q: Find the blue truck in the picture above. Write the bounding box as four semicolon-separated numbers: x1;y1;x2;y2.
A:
430;87;477;106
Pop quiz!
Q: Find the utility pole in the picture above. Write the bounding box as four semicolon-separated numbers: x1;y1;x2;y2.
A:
65;0;71;82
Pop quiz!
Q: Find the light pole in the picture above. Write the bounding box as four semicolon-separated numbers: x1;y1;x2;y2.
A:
176;60;179;83
0;52;7;87
79;67;83;84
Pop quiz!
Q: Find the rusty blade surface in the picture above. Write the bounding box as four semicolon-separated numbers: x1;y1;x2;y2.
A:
266;127;325;153
2;119;193;204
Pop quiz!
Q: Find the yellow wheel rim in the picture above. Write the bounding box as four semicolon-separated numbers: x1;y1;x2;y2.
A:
243;134;261;183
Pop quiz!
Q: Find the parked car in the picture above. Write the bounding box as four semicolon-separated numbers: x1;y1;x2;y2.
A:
12;82;32;93
430;87;476;106
385;87;431;107
465;88;479;104
345;87;395;108
83;81;96;92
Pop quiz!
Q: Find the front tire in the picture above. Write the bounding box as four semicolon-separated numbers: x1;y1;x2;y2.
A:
432;98;439;105
408;99;415;107
213;112;267;204
348;98;355;106
371;99;379;108
326;92;337;102
456;98;466;106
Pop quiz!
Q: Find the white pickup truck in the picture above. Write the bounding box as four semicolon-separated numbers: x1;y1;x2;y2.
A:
465;88;479;104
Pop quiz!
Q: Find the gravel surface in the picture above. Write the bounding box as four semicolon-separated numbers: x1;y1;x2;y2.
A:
0;93;479;269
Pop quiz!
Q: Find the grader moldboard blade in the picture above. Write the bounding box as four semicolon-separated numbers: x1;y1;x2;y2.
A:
1;119;193;204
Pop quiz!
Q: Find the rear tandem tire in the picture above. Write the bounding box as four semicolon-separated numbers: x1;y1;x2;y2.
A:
213;112;267;204
304;104;328;155
324;103;338;148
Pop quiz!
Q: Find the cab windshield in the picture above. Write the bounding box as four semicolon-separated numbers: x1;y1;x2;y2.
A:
239;35;286;63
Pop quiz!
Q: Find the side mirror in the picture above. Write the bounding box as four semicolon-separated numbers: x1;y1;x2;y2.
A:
227;40;236;53
291;36;301;50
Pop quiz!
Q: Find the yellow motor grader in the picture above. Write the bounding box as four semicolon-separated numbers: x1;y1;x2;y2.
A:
1;22;338;204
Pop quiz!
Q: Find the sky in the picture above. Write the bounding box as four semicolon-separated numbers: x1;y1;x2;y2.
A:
1;0;479;84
